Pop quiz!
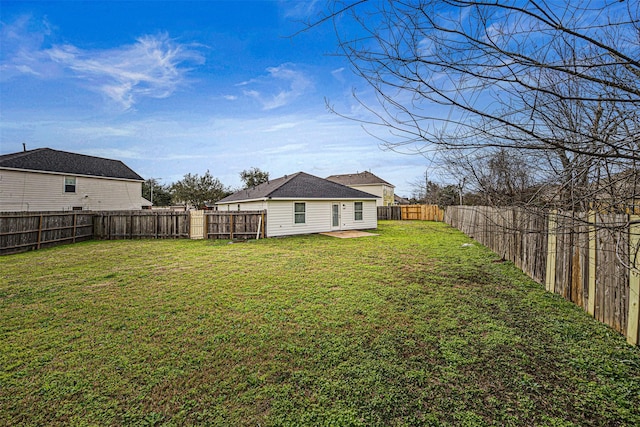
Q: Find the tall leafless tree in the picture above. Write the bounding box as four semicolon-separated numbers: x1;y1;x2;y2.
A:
311;1;639;212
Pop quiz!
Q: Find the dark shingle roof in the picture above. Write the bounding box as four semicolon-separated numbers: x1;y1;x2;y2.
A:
217;172;379;203
326;171;394;187
0;148;144;181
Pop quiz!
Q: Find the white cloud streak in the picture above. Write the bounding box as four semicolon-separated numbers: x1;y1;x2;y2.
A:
1;17;203;109
45;34;204;109
240;63;312;110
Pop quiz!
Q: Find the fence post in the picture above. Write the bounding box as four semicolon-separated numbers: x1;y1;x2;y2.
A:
588;211;597;317
545;210;558;293
627;215;640;346
37;214;43;249
72;213;77;243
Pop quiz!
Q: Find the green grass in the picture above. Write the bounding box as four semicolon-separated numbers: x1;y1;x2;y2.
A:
1;221;639;426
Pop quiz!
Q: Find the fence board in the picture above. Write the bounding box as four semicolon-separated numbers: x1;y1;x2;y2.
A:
628;216;640;345
0;211;94;255
377;205;444;221
445;206;637;344
377;206;402;220
205;211;265;240
93;211;190;240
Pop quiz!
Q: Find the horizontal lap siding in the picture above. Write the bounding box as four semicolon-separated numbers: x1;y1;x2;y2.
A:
340;200;377;231
266;200;327;237
78;179;144;210
0;170;143;211
266;200;377;237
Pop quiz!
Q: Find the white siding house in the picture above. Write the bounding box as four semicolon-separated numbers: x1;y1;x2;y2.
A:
216;172;379;237
0;148;149;211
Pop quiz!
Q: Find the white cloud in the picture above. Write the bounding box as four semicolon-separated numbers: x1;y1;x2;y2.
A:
15;64;40;76
0;15;59;80
280;0;322;19
44;34;204;109
240;63;313;110
331;67;345;82
263;122;298;132
1;17;203;108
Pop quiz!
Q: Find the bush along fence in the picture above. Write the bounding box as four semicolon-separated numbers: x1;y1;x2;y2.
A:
445;205;640;346
1;210;266;255
378;204;444;221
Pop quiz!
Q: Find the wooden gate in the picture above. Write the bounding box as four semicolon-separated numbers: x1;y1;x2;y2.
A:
189;210;205;239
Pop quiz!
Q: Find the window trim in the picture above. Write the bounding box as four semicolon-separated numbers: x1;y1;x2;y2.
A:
64;176;76;193
354;201;364;221
294;202;306;224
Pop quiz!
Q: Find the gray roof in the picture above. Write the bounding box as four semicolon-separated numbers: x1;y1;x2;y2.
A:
326;171;394;187
0;148;144;181
217;172;379;203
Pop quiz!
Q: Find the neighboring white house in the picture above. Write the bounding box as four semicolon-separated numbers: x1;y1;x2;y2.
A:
0;148;150;211
326;171;395;207
216;172;379;237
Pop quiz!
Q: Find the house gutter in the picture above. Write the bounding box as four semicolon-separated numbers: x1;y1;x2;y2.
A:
0;167;144;182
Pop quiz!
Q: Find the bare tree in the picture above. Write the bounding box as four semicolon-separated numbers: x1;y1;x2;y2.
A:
448;147;540;207
311;1;639;211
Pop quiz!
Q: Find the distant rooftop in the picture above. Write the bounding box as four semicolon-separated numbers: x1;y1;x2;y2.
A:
326;171;394;188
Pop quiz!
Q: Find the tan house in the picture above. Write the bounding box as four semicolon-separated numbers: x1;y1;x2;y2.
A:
216;172;379;237
0;148;150;211
326;171;395;206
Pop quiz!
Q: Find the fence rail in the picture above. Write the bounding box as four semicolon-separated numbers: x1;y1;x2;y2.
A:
0;211;94;255
1;210;268;254
93;211;190;240
445;206;639;346
378;205;444;221
206;211;265;240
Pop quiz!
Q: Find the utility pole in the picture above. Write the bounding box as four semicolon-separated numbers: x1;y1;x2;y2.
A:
425;169;428;204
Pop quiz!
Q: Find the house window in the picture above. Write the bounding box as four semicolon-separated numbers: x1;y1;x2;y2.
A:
294;202;306;224
354;201;363;221
64;177;76;193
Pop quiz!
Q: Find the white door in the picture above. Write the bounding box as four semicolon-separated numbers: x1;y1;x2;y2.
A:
331;203;341;230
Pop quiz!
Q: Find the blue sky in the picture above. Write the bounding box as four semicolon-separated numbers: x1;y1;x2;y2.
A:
0;0;432;197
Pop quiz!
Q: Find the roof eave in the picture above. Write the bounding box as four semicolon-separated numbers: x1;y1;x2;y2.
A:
0;166;144;182
216;197;269;205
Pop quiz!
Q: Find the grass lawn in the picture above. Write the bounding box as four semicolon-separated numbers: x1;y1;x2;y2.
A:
1;221;639;426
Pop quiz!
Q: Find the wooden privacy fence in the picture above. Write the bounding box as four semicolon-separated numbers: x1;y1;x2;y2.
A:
378;206;402;220
94;210;266;240
93;211;190;240
378;205;444;221
1;210;268;254
0;211;94;255
206;211;266;240
445;206;640;346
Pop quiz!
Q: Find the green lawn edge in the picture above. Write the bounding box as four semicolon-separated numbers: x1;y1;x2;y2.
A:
1;221;639;426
